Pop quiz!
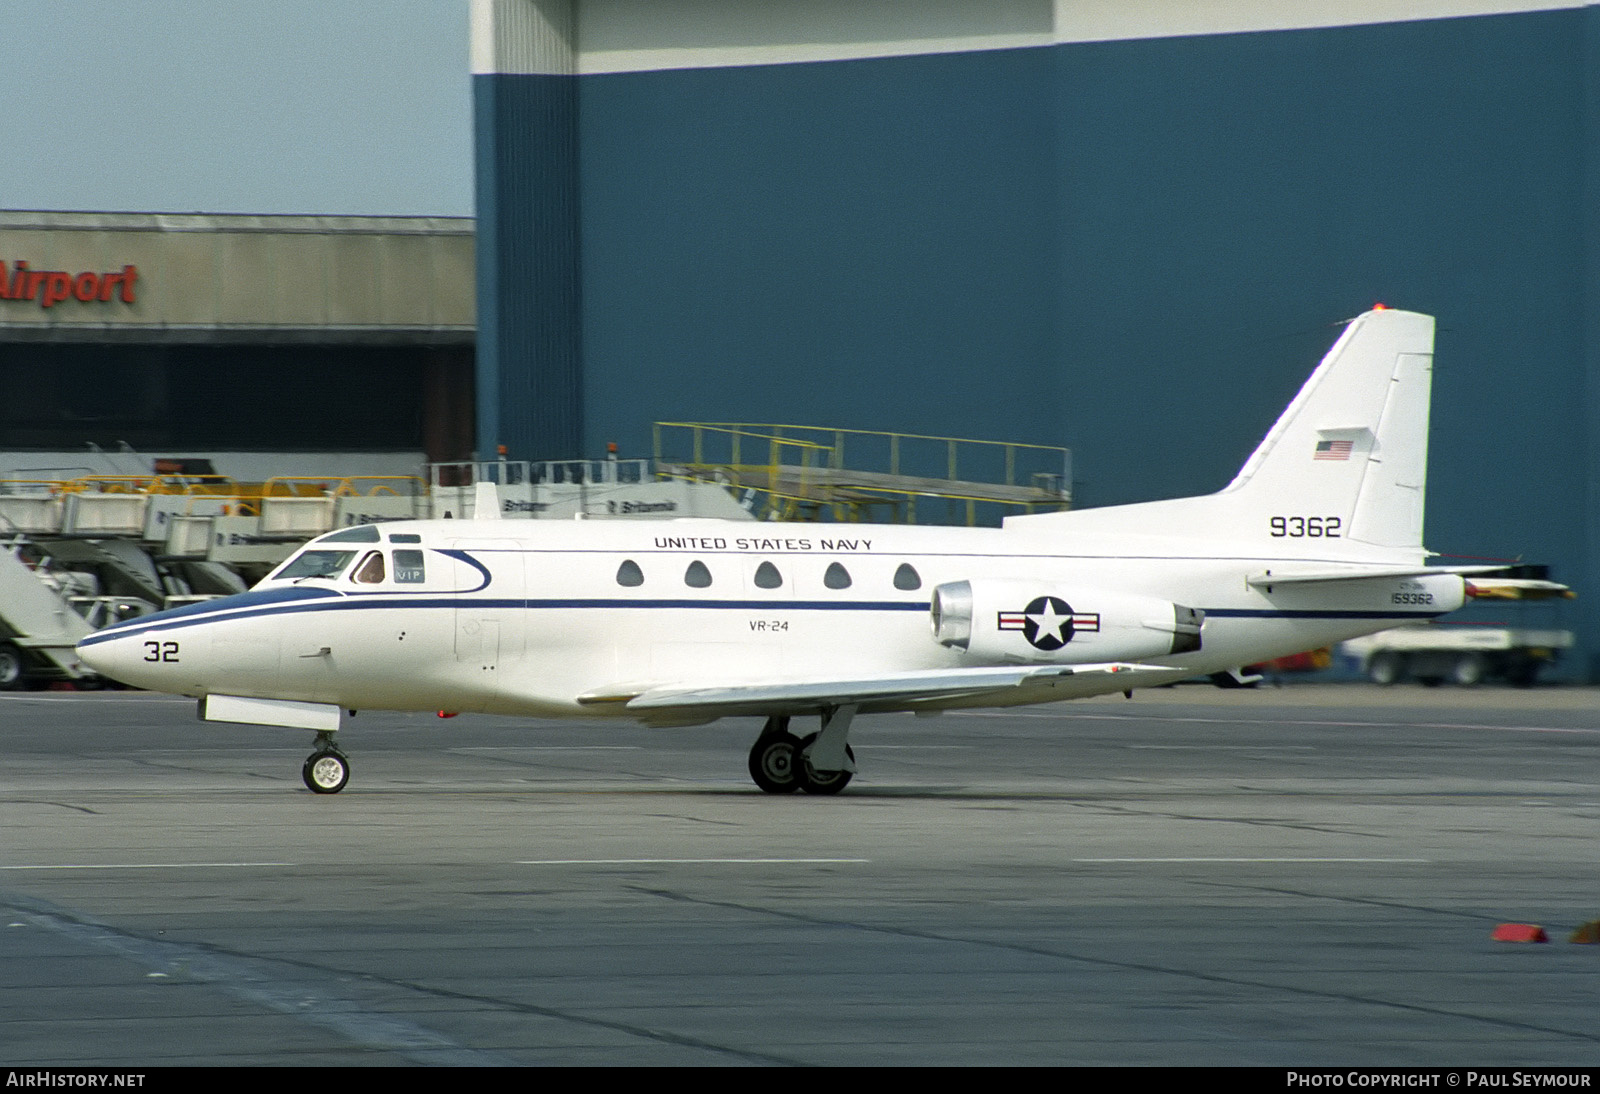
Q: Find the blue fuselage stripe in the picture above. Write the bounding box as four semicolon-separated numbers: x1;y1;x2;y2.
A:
78;597;933;645
77;596;1444;647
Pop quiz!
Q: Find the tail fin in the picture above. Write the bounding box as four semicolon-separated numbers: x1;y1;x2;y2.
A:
1009;308;1435;557
1223;307;1434;550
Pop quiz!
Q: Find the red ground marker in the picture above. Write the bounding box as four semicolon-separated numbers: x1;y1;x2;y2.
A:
1491;923;1548;943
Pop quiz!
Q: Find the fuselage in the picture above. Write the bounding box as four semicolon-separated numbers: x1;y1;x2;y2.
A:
76;515;1464;721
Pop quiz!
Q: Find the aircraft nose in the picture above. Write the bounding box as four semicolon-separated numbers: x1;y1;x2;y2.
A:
77;630;146;686
76;586;312;693
76;627;182;689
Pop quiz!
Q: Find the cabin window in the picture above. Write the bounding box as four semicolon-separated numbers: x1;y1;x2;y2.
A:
685;560;713;588
893;563;922;591
754;561;783;589
617;559;644;587
276;549;356;580
824;561;852;589
353;551;386;584
394;550;426;584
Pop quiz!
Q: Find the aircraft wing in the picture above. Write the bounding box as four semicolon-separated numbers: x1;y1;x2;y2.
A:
577;662;1176;719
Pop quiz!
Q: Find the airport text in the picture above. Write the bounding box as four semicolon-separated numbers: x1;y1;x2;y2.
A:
0;261;139;308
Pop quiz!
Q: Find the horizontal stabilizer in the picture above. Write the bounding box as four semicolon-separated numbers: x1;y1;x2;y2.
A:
1247;567;1575;602
1465;577;1576;601
1246;564;1507;588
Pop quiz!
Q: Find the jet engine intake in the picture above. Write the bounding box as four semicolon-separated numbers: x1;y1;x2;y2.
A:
931;579;1203;663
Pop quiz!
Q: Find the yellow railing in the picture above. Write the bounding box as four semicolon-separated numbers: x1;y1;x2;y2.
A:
653;422;1070;525
259;475;425;498
0;474;426;509
12;475;216;495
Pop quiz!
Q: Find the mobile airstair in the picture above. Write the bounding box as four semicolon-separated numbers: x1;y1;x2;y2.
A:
0;536;93;688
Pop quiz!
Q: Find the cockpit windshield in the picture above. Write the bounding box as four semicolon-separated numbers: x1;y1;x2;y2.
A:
275;549;357;581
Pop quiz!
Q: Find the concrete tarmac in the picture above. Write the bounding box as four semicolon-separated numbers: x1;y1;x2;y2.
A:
3;684;1600;1066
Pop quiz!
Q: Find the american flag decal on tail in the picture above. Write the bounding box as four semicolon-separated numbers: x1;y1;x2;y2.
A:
1314;440;1353;461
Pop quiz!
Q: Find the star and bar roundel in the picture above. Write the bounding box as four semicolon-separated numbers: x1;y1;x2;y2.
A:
997;596;1101;651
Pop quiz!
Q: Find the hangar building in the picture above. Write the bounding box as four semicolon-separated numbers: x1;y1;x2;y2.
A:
472;0;1596;674
0;210;475;477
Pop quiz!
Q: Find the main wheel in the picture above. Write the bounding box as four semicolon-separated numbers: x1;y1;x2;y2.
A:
302;750;350;794
747;731;802;794
796;733;855;796
0;642;28;691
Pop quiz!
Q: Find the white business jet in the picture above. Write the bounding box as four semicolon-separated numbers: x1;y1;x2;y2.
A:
78;308;1515;795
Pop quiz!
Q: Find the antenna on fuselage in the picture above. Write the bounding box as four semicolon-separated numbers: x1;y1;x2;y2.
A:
473;480;502;520
472;446;508;520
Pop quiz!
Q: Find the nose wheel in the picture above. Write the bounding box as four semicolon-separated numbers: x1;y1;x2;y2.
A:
302;733;350;793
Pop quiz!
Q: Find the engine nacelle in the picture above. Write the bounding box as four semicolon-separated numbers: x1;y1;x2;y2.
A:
930;579;1203;663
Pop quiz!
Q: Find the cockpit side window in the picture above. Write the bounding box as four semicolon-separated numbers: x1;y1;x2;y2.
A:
275;550;357;581
353;551;386;584
393;550;426;583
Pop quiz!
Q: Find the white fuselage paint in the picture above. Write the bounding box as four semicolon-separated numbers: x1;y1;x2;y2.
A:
76;516;1464;722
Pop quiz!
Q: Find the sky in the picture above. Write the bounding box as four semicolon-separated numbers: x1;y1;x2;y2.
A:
0;1;474;217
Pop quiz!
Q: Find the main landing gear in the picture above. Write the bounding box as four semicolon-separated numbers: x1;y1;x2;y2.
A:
302;730;350;794
746;708;857;795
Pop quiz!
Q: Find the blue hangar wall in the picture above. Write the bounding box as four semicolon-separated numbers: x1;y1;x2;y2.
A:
473;1;1595;674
